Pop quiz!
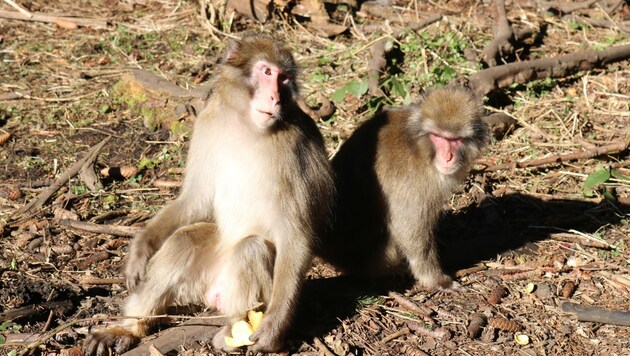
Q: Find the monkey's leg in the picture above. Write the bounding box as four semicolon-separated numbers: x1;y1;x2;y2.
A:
125;198;206;290
249;233;311;353
85;223;218;356
393;221;454;290
211;236;275;352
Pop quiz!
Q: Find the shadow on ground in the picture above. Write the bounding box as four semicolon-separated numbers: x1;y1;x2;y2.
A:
291;193;628;350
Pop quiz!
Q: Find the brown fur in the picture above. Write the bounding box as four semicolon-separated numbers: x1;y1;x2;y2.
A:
318;85;488;290
84;36;334;355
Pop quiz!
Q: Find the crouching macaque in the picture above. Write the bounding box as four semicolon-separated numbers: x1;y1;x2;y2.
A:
84;35;334;355
318;86;488;290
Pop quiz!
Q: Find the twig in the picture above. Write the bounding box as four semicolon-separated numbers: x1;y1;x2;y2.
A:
561;301;630;326
3;0;32;17
313;337;336;356
406;320;451;340
468;43;630;97
388;292;433;316
14;137;110;217
549;232;612;249
59;218;139;237
11;90;101;102
79;277;125;285
380;327;410;344
455;263;487;278
0;10;109;29
479;138;629;172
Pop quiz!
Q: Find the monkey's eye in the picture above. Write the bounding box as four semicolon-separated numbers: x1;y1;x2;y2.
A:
263;67;272;76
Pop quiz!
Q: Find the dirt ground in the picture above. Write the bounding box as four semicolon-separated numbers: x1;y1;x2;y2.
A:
1;0;629;355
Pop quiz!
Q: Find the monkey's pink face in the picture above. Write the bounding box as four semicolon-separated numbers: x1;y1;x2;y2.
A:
429;133;463;175
250;61;291;129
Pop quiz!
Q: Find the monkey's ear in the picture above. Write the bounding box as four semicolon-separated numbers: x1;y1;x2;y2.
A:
221;40;242;64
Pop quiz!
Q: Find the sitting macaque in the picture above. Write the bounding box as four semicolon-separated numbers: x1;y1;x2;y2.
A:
318;86;488;290
84;35;334;355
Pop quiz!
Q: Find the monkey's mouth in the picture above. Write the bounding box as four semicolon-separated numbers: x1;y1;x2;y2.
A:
256;109;274;116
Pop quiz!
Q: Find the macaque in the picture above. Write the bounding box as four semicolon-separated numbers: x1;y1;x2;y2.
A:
84;35;334;355
318;86;488;290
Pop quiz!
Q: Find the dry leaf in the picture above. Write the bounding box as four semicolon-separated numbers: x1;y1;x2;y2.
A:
0;132;10;146
54;18;79;29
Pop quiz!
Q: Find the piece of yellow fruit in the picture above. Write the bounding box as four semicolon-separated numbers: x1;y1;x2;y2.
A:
248;310;264;331
224;320;255;348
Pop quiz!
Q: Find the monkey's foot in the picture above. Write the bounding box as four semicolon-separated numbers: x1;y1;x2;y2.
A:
83;328;140;356
248;319;285;353
212;325;243;353
439;280;468;293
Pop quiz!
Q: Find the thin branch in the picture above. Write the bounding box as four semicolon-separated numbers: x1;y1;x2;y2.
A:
59;218;140;237
479;138;629;172
3;0;32;17
14;137;110;217
0;9;109;29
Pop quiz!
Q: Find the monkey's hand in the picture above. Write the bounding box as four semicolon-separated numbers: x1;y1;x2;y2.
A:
248;315;286;353
124;239;152;291
83;328;140;356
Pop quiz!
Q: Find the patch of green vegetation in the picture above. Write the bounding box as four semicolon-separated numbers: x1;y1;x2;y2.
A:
526;77;556;97
0;321;23;347
169;120;191;140
583;166;630;199
593;34;626;51
138;147;174;172
355;295;385;310
110;24;160;55
102;194;119;210
71;185;88;195
332;80;369;103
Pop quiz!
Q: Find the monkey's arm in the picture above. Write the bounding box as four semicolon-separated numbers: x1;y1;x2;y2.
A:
125;198;201;290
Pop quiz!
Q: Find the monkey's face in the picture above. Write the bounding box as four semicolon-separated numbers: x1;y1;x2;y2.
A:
249;61;292;130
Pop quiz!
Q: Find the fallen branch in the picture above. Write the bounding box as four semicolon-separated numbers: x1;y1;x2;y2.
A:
479;138;629;172
0;300;73;323
481;0;515;67
561;301;630;326
14;137;110;217
367;14;442;96
468;43;630;97
0;9;109;29
59;218;139;237
121;317;227;356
